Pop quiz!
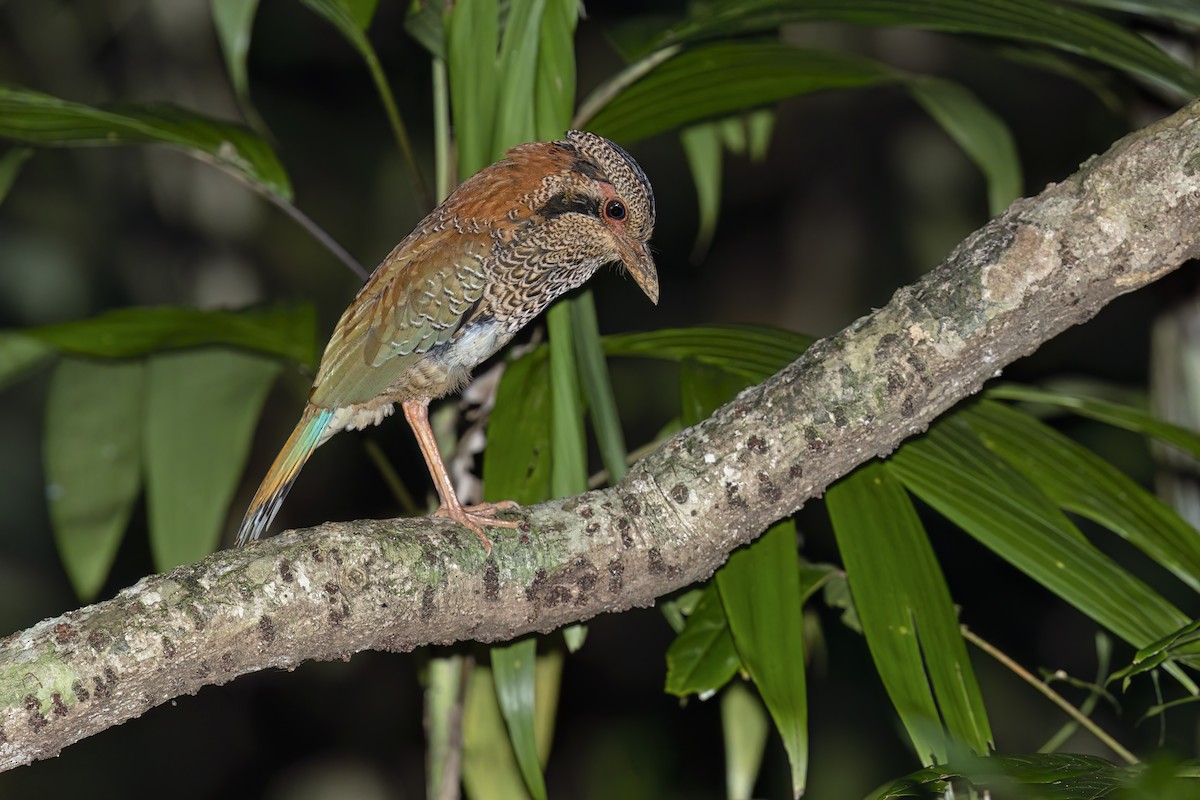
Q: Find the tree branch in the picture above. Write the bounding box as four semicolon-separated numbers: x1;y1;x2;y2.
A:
4;99;1200;771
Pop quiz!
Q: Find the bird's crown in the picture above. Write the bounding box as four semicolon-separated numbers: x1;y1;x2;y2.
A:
562;130;656;241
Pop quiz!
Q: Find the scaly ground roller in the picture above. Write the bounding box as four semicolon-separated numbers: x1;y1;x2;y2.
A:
235;131;657;551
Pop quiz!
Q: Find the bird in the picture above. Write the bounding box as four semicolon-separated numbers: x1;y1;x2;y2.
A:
235;130;657;552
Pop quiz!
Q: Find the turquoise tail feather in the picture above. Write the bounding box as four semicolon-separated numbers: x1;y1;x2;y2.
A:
235;407;335;546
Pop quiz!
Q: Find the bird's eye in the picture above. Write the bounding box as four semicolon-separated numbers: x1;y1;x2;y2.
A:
604;200;626;221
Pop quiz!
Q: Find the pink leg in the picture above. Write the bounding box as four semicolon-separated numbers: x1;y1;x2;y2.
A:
402;398;519;552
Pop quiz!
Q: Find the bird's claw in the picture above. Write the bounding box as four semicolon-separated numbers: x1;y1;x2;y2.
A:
435;501;522;552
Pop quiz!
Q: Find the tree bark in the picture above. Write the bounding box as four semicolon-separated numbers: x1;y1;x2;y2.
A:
4;99;1200;771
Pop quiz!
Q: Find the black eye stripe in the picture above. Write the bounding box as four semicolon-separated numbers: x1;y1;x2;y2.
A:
605;200;626;221
537;193;601;220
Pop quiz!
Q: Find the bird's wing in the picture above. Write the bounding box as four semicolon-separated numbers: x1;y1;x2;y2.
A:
309;230;492;408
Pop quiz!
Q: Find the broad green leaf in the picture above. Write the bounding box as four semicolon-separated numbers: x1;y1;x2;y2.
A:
604;325;811;382
0;145;31;204
717;522;808;798
986;383;1200;460
462;655;562;800
144;348;282;570
571;292;628;483
45;359;144;600
906;77;1022;216
665;582;741;698
651;0;1200;99
888;416;1195;658
484;347;552;505
966;400;1200;594
447;0;500;176
0;85;291;199
828;463;991;764
745;108;774;160
534;0;578;140
546;303;587;497
676;336;807;794
681;122;723;261
722;682;770;800
210;0;263;125
490;639;547;800
588;43;896;143
493;0;545;154
0;333;53;391
25;305;317;365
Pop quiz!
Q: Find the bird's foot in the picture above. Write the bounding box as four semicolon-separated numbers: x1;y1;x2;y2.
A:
435;500;521;553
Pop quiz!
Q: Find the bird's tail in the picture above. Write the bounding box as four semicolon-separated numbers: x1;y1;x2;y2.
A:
235;406;335;546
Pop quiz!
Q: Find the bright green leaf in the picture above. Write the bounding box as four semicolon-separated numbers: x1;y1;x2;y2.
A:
722;682;770;800
144;348;282;570
491;639;547;800
888;416;1195;660
681;122;723;261
0;84;291;199
986;383;1200;460
25;305;317;365
484;347;552;505
447;0;500;176
605;325;811;383
966;400;1200;594
651;0;1200;99
493;0;546;155
534;0;578;139
546;303;587;498
210;0;263;124
562;624;587;652
717;522;808;798
906;77;1022;216
588;43;896;143
665;582;741;698
571;292;628;483
45;359;144;600
828;462;992;764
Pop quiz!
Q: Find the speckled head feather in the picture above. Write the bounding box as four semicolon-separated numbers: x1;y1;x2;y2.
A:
565;130;656;239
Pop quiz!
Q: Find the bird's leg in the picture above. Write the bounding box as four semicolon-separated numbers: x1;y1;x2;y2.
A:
401;398;520;551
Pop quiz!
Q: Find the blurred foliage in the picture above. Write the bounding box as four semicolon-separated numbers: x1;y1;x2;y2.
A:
2;0;1200;798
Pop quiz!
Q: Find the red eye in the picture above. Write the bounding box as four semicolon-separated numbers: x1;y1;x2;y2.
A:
604;199;626;221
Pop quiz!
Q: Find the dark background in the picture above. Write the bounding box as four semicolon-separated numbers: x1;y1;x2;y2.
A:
0;1;1194;797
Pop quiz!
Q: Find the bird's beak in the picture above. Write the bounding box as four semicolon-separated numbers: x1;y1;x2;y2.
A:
620;241;659;305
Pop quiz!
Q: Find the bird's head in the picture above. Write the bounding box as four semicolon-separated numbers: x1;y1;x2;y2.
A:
560;130;658;304
489;131;658;305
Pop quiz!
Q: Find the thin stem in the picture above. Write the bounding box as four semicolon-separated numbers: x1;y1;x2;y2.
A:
262;190;369;280
432;56;454;203
572;45;681;129
962;626;1139;766
364;48;434;210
